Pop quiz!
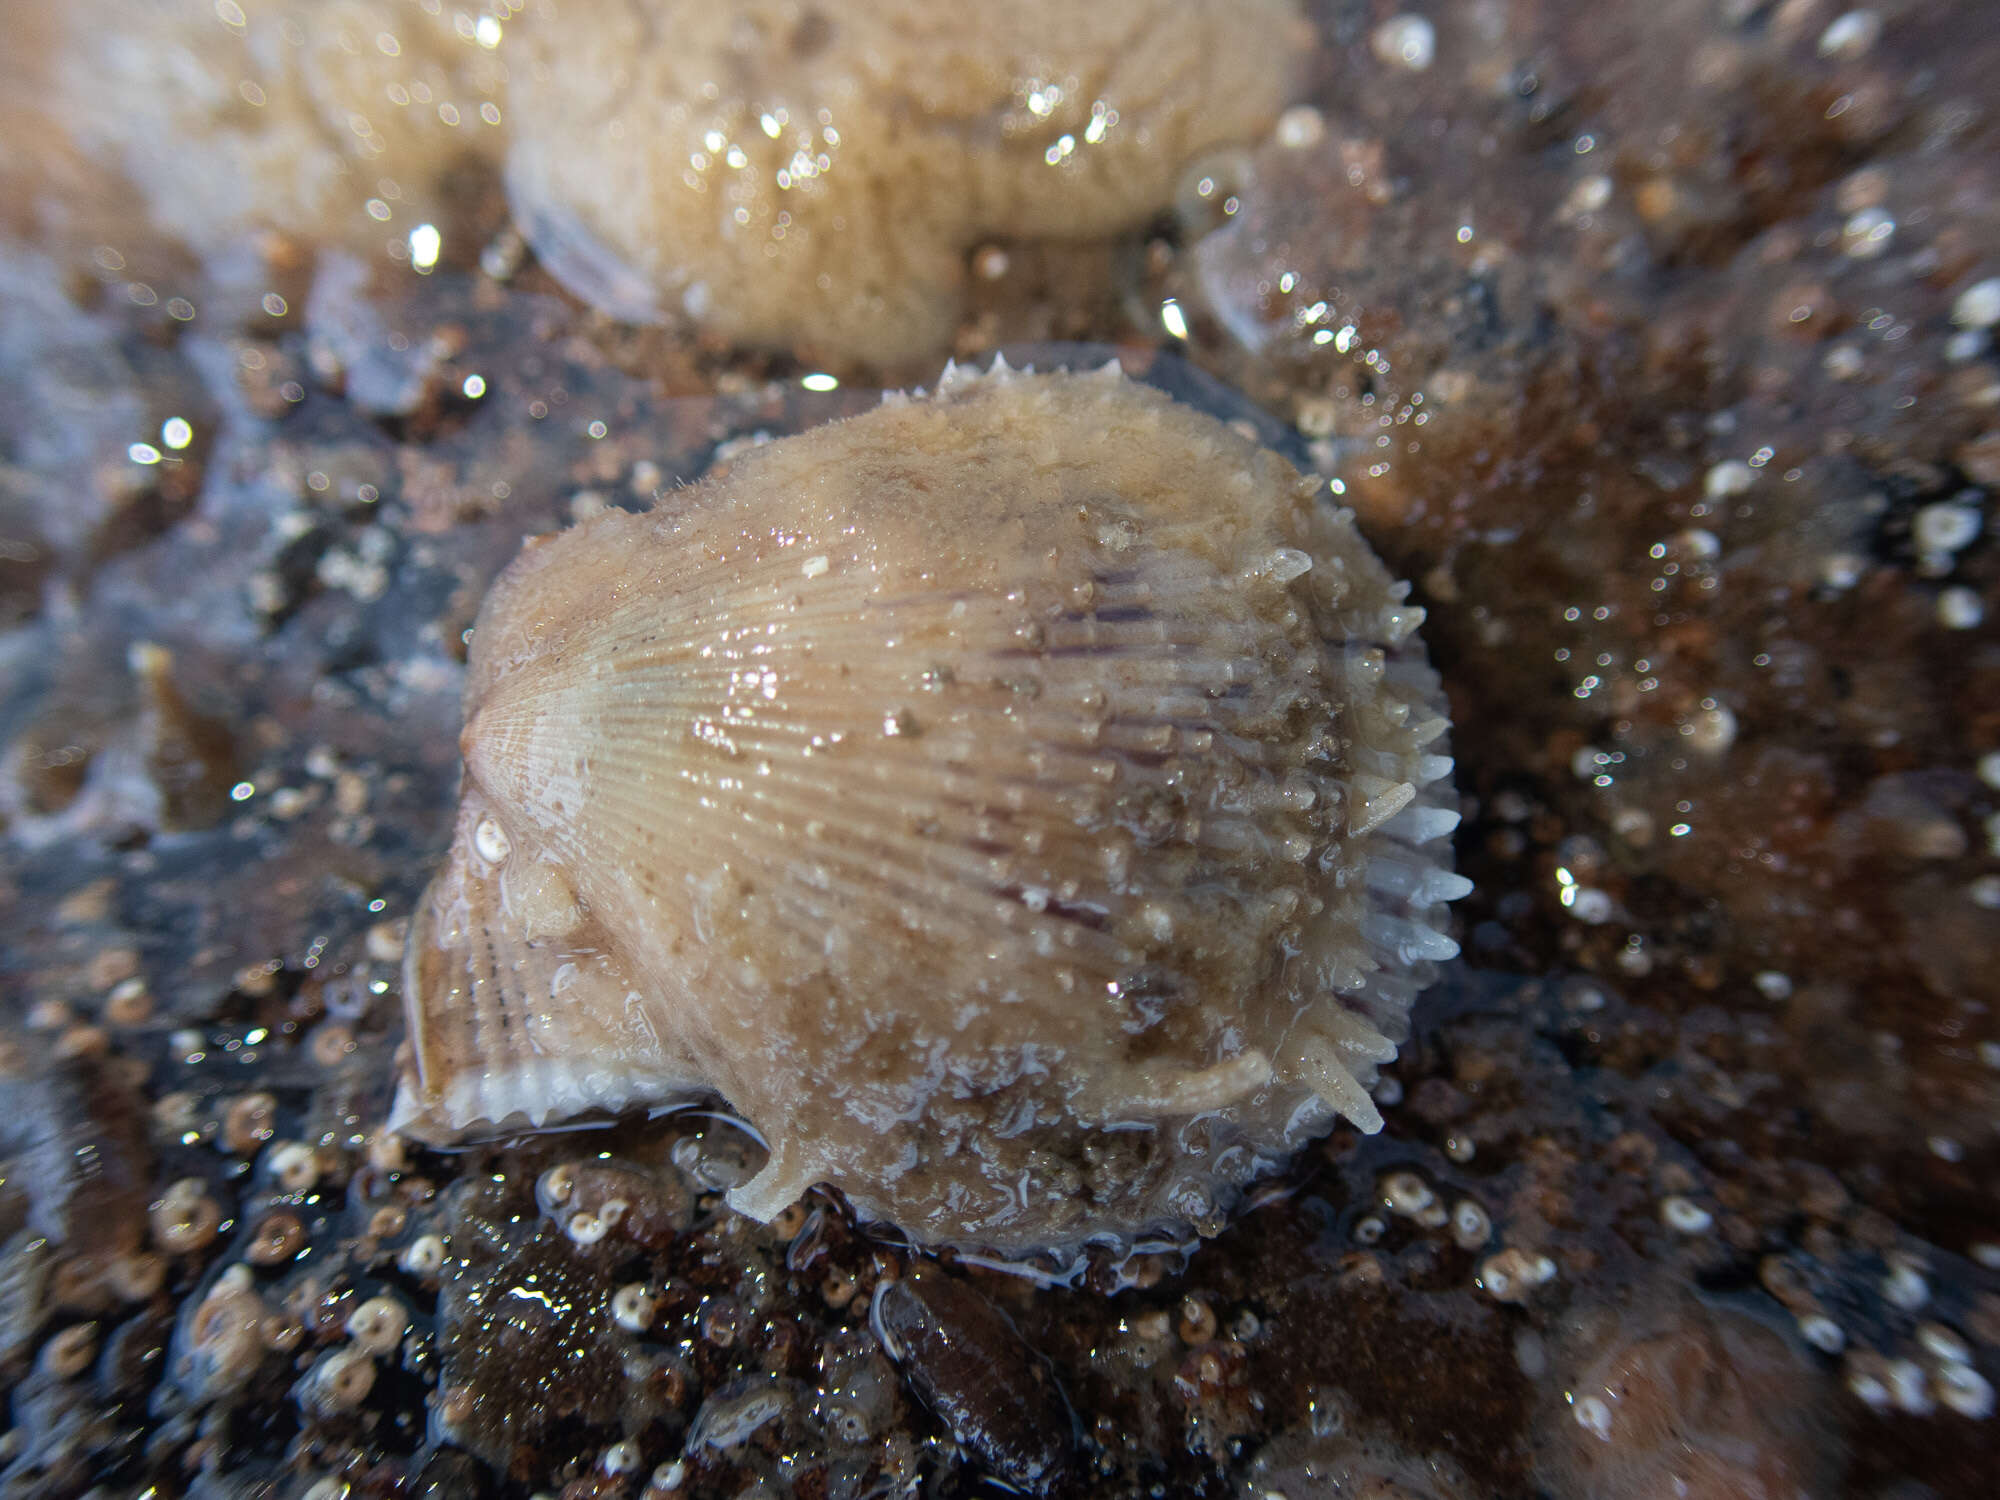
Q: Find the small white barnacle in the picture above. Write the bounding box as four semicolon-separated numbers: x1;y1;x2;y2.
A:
472;815;511;864
392;364;1464;1258
1451;1198;1492;1250
1660;1195;1714;1234
397;1234;447;1277
345;1294;409;1356
298;1346;376;1416
1379;1170;1435;1217
1798;1315;1845;1354
1937;1362;1995;1420
266;1140;320;1193
565;1209;609;1246
536;1163;576;1211
1571;1394;1614;1442
611;1282;656;1332
1480;1248;1558;1303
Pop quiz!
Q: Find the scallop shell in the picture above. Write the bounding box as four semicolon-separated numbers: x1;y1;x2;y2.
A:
393;360;1465;1257
502;0;1309;360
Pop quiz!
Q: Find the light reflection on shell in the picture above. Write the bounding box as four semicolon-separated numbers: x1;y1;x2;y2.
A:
392;359;1466;1256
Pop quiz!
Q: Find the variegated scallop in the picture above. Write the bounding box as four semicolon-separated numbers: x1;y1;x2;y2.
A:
392;359;1466;1257
503;0;1309;361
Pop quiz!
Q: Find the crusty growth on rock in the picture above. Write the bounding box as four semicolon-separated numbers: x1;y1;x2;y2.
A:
505;0;1308;361
394;362;1464;1256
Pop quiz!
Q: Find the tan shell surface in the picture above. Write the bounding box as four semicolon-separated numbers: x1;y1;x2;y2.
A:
395;364;1464;1256
503;0;1308;361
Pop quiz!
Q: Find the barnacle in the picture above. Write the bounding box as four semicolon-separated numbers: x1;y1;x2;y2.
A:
393;359;1465;1256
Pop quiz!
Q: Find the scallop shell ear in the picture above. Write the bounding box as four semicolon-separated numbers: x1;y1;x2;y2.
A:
391;794;704;1143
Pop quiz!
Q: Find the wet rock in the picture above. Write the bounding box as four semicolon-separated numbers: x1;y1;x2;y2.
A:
1242;1390;1477;1499
0;249;210;623
433;1174;648;1473
0;638;238;848
0;1046;154;1252
305;252;463;420
1540;1292;1842;1500
0;1230;54;1367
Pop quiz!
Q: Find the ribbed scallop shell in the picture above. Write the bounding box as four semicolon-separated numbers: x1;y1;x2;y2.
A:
501;0;1307;360
394;361;1465;1256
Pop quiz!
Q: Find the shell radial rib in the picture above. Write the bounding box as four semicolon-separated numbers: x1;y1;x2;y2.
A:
393;361;1466;1257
